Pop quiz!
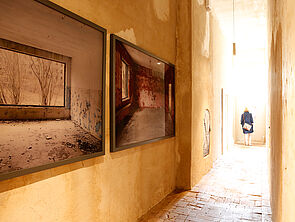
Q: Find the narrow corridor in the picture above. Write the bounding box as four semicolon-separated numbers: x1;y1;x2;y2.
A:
139;146;272;222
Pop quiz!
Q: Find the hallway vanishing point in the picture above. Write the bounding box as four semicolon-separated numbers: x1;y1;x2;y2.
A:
139;146;272;222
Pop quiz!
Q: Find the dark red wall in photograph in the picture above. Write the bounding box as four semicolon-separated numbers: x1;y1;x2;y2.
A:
115;40;175;138
135;65;164;109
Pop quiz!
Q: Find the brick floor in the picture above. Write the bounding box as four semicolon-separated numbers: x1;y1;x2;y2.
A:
139;145;272;222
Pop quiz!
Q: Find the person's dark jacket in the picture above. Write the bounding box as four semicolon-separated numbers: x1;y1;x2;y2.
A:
240;111;254;134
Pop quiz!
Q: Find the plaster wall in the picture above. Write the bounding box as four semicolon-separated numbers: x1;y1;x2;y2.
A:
175;0;193;189
0;1;177;222
210;17;233;157
0;0;234;220
191;0;232;187
175;0;232;189
268;0;295;221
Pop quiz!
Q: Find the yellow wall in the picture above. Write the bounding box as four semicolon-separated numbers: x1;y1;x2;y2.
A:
176;0;232;188
191;1;232;187
0;0;233;221
268;0;295;221
0;1;177;222
175;0;193;190
211;17;234;156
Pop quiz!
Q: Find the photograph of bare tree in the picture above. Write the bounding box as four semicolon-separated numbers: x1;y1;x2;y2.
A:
0;0;105;181
110;35;175;152
0;48;65;106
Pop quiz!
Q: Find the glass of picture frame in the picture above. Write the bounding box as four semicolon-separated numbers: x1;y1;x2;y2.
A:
0;0;106;181
110;34;175;152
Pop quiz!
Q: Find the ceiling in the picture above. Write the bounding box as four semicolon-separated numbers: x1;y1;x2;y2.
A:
211;0;267;50
124;44;165;74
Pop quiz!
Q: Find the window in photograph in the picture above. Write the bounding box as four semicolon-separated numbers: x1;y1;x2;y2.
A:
0;47;65;107
121;60;129;100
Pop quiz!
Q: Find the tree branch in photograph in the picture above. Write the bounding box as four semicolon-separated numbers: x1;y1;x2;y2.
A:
0;83;7;104
30;57;59;106
0;50;22;104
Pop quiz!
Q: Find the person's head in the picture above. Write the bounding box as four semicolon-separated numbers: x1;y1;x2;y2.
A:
244;107;249;112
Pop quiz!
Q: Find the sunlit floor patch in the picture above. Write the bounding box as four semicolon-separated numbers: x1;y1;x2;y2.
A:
139;145;272;222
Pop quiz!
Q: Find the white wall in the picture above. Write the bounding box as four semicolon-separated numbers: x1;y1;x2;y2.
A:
231;47;268;145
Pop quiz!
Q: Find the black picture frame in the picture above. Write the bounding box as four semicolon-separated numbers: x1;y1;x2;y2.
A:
0;0;106;181
110;34;175;152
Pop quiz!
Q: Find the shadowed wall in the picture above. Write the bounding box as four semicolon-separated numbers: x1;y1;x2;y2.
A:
268;0;295;221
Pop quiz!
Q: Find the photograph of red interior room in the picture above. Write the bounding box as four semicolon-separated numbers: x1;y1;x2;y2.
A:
114;38;175;149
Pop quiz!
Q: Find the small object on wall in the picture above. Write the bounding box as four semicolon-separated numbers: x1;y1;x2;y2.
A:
205;0;211;12
233;42;237;55
110;35;176;152
232;0;237;56
203;109;211;157
0;0;106;181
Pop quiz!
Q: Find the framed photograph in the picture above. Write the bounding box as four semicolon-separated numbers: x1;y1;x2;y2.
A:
203;109;210;157
110;35;175;152
0;0;106;181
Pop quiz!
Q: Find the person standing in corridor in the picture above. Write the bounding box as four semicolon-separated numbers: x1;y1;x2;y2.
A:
241;108;254;146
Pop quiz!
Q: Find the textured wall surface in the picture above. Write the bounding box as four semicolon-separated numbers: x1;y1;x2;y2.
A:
268;0;283;221
268;0;295;221
0;0;234;221
190;0;232;187
175;0;232;189
0;0;177;221
175;0;193;189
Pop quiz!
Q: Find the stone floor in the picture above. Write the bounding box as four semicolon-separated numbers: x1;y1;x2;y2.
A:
139;145;272;222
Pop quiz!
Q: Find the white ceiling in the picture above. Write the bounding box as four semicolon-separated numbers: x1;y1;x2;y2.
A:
211;0;267;50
